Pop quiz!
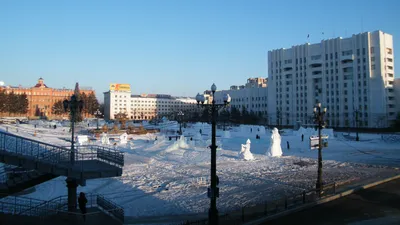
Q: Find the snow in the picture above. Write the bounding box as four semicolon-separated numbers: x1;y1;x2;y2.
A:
238;139;254;161
267;128;283;157
0;121;400;218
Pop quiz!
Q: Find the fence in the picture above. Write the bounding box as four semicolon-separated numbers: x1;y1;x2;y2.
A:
0;193;124;223
181;182;337;225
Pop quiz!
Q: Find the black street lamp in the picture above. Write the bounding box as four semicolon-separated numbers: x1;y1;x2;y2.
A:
196;84;231;225
63;95;84;165
313;103;326;196
94;109;102;130
177;111;184;135
355;110;360;141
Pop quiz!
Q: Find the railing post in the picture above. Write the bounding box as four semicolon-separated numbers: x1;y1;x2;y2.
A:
241;207;245;222
303;191;306;203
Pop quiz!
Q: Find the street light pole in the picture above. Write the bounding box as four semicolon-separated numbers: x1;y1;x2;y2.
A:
63;94;83;213
63;95;84;165
177;111;184;135
313;103;326;197
94;109;102;130
196;86;231;225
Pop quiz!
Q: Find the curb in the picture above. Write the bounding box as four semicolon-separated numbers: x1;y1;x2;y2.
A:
244;174;400;225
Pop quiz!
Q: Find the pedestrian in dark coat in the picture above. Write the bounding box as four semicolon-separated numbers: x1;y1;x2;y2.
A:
301;134;304;142
78;192;88;221
287;141;290;150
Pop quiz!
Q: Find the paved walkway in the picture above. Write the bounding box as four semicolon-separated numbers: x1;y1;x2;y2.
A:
264;178;400;225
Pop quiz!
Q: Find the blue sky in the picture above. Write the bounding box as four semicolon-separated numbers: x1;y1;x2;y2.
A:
0;0;399;102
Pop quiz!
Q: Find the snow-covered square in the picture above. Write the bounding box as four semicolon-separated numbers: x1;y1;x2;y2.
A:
1;120;399;219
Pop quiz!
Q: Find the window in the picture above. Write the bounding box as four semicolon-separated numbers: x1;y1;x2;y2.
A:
387;48;393;54
371;57;375;62
370;47;374;54
371;65;375;70
387;58;393;62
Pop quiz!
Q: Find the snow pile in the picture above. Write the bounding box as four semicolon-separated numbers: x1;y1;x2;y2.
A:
267;128;282;157
238;139;254;160
165;135;190;152
223;130;231;138
239;125;265;134
294;127;335;140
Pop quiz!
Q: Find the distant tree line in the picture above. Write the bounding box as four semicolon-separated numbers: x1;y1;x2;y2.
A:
0;90;29;116
52;91;100;122
181;106;266;125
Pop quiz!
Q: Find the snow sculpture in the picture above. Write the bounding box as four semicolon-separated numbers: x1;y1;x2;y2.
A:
267;128;282;157
100;133;110;145
77;135;88;146
119;133;128;144
239;139;254;160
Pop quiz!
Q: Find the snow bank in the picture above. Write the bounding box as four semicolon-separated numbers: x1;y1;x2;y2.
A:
294;127;335;139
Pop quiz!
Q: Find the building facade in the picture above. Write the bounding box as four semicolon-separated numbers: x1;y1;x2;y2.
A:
104;83;198;120
394;78;400;115
0;78;94;118
268;30;395;128
212;77;268;117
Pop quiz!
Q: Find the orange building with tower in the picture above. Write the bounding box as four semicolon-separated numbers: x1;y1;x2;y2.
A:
0;78;95;118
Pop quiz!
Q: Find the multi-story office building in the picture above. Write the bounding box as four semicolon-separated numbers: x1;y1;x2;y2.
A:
212;77;268;117
0;78;94;118
104;83;197;120
268;30;395;128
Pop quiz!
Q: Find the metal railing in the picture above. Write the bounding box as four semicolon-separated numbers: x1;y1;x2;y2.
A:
0;131;124;171
0;196;45;215
182;182;338;225
1;192;124;223
97;194;124;222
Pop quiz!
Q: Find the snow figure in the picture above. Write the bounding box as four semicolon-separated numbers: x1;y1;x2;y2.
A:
224;130;231;138
119;133;128;144
100;133;110;145
77;135;88;146
267;128;282;157
239;139;254;160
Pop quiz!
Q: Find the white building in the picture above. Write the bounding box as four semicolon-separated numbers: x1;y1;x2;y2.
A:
104;84;197;120
268;30;395;128
213;77;268;117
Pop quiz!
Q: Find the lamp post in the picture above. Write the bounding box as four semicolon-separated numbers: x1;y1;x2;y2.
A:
63;95;84;165
177;111;184;135
63;94;83;213
94;109;102;130
355;110;360;141
196;84;231;225
313;103;326;197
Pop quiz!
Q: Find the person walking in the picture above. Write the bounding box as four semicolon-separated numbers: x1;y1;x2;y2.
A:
301;134;304;142
78;192;88;221
287;141;290;150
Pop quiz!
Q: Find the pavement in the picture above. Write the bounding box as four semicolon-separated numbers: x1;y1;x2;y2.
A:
264;178;400;225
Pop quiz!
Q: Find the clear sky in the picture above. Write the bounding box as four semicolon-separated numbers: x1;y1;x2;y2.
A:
0;0;399;102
